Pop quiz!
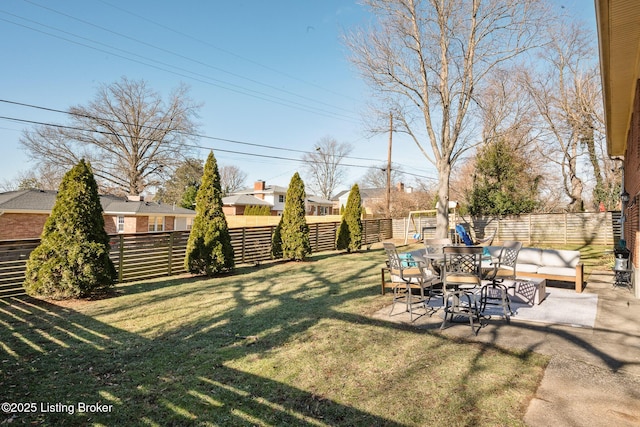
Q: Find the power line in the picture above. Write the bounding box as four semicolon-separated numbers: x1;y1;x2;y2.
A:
3;3;360;122
0;114;437;181
24;0;359;116
0;13;356;123
0;99;384;163
96;0;361;105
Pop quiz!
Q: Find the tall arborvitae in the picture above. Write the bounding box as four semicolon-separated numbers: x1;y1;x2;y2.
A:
336;219;350;251
280;172;311;261
270;216;284;259
336;184;363;252
23;160;116;299
184;151;235;275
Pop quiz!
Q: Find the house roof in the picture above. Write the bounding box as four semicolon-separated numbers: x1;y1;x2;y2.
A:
0;190;196;216
231;184;332;205
306;195;334;205
333;187;386;201
596;0;640;156
232;184;288;196
222;194;271;206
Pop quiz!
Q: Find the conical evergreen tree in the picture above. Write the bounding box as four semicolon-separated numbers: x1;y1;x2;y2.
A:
270;216;284;259
336;184;363;252
23;160;116;299
336;218;350;251
280;172;311;261
184;151;235;275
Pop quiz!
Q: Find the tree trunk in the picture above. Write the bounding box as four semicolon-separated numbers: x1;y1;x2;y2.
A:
436;161;452;239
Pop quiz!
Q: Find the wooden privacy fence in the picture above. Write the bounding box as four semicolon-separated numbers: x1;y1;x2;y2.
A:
394;211;621;246
0;219;392;298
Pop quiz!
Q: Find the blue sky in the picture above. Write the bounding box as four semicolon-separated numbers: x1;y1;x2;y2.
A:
0;0;596;193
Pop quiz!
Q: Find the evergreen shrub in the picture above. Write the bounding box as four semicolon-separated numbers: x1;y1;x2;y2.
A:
23;160;116;299
280;172;311;261
184;151;235;275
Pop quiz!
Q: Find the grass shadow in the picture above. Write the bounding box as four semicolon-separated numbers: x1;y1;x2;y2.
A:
0;295;408;426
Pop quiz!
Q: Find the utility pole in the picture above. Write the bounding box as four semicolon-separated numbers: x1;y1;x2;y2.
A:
386;112;393;219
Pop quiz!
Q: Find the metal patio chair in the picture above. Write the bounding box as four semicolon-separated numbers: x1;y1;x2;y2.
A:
383;242;437;322
440;246;483;334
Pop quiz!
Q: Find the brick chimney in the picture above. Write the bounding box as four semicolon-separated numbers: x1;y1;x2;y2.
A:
254;180;266;200
396;182;405;192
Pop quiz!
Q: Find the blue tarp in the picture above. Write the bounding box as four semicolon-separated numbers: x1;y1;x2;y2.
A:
455;224;474;246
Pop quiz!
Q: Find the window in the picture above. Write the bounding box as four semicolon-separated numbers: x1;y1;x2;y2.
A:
186;217;193;230
117;215;125;233
278;195;285;203
148;216;164;232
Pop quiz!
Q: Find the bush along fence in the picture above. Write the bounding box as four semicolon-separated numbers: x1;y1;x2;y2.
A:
0;218;393;298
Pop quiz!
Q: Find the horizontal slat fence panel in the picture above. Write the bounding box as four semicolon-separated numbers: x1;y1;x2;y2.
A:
393;212;619;246
310;222;339;252
230;226;275;265
0;219;392;297
0;239;39;298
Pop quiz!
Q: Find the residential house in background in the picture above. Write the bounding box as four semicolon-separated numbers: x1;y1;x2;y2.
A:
225;181;333;216
306;195;334;216
0;190;196;240
333;187;384;217
222;194;272;216
333;183;414;217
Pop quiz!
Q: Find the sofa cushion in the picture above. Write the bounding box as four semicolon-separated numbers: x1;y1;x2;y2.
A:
537;266;576;277
540;249;580;268
517;248;543;266
399;252;418;267
516;263;540;274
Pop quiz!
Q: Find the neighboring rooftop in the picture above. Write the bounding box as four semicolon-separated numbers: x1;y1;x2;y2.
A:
222;194;271;206
0;190;195;216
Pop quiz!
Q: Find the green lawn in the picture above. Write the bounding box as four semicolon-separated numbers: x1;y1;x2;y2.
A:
0;247;548;426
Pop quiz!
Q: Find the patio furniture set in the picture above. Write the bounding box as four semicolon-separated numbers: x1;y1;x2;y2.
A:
382;239;551;334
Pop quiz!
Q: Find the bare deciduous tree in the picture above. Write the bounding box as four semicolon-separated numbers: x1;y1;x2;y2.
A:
219;165;248;196
0;164;63;192
20;77;201;196
302;136;353;199
345;0;548;235
359;163;405;189
522;22;605;212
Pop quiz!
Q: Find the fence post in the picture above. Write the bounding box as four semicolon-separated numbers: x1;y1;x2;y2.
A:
315;223;320;252
363;220;368;245
242;227;246;264
118;234;124;283
168;232;174;276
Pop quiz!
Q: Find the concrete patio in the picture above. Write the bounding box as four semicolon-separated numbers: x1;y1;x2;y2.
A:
373;271;640;426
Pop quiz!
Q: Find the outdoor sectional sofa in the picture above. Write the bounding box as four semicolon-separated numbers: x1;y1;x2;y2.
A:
487;246;584;293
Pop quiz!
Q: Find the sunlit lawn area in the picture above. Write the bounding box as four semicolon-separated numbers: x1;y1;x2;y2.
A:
0;246;553;426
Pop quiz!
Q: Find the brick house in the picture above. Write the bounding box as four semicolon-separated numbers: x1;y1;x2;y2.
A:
333;187;385;216
0;190;196;240
596;0;640;298
332;183;415;217
225;181;334;216
222;194;272;216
